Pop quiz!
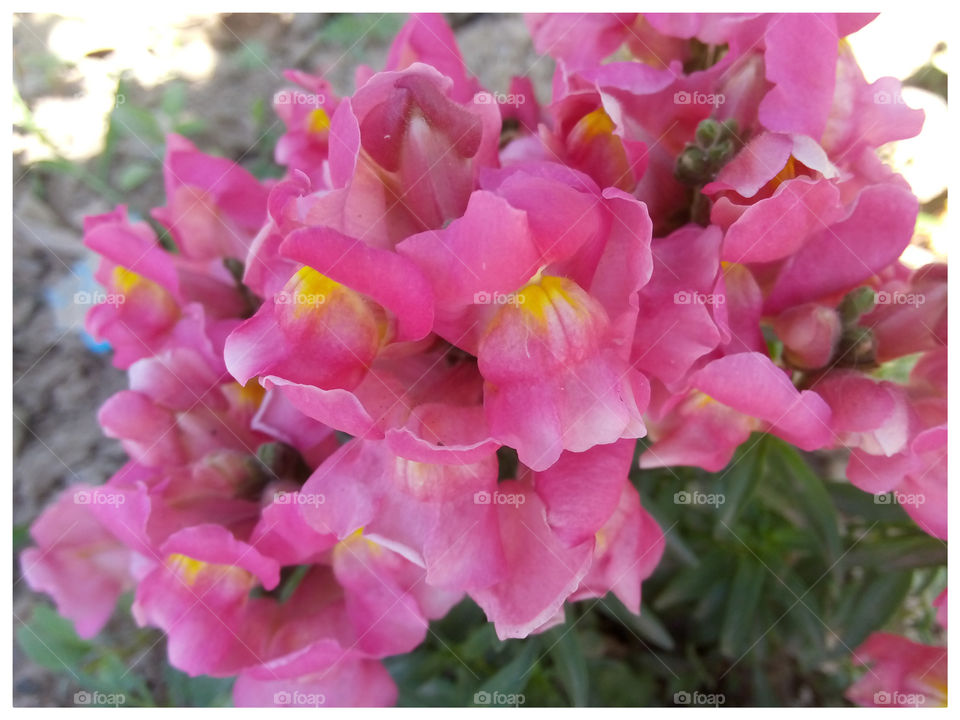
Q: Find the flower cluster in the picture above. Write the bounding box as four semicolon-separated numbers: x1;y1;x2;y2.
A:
22;13;944;706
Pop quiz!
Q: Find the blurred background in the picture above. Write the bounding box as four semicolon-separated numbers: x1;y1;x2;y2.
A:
12;12;947;707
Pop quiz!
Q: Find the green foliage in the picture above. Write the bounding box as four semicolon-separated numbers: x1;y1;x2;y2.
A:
17;600;233;707
317;14;407;50
381;435;944;706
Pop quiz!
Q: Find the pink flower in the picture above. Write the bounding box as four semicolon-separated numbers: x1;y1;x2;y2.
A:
152;134;270;262
21;487;135;638
772;303;842;370
847;632;947;708
399;164;654;470
642;352;833;471
272;70;340;186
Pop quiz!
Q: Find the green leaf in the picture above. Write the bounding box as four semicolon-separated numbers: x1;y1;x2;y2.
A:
172;118;206;137
655;549;733;609
826;483;915;522
841;534;947;570
716;435;768;530
162;665;234;707
599;596;675;651
16;604;93;673
767;439;841;561
474;639;538;705
719;554;766;658
13;524;30;552
111;104;164;146
161;82;187;117
834;570;913;650
543;613;589;706
116;161;155;191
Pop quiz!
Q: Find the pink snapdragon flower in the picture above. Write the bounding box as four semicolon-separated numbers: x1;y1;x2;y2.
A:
21;487;136;638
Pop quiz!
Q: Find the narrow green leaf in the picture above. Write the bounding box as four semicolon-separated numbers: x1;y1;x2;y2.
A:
767;439;841;561
161;82;187;117
116;161;155;191
475;639;538;704
543;614;589;706
655;549;732;609
111;104;164;146
716;435;768;530
841;534;946;570
835;570;913;650
826;482;914;522
599;596;675;651
719;554;766;658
